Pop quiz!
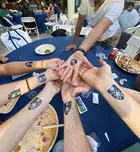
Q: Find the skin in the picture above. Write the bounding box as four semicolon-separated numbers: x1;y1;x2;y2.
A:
0;58;61;76
0;69;60;106
0;56;8;63
61;83;91;152
79;60;140;138
59;0;113;83
0;81;60;152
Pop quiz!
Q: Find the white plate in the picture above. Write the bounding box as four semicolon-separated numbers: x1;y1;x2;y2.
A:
35;44;56;55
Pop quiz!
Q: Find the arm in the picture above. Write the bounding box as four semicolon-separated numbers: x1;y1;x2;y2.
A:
0;81;59;152
0;59;60;76
80;17;112;52
62;84;91;152
0;69;59;106
122;88;140;104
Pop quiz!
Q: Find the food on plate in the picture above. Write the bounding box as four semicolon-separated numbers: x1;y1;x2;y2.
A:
44;50;51;54
116;56;140;74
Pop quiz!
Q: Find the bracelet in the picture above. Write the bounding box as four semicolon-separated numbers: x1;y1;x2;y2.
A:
26;79;31;91
41;60;45;69
75;47;86;56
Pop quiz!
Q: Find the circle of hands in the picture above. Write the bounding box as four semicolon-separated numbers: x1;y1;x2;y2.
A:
45;53;112;102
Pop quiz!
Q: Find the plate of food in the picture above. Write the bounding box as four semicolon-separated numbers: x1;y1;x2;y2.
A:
13;104;59;152
115;55;140;74
35;44;56;55
0;97;20;114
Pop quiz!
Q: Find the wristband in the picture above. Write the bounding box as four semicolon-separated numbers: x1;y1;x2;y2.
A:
26;79;31;91
75;47;86;56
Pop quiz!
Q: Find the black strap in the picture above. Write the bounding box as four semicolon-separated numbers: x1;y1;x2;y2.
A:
14;30;29;44
8;31;18;50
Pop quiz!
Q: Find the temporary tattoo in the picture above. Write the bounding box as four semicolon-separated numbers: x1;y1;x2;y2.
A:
37;74;47;83
108;84;124;100
8;89;21;100
64;101;71;115
70;59;78;65
25;62;33;67
28;97;42;110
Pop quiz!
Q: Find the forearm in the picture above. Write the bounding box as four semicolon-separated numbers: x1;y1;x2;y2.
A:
0;61;45;76
98;78;140;138
73;14;85;44
122;88;140;104
0;71;49;106
64;97;91;152
80;17;112;52
0;85;55;152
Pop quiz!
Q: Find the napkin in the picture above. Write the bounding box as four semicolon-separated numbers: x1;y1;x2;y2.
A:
112;73;118;79
92;93;99;104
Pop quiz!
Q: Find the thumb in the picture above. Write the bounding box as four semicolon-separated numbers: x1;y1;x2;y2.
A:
72;87;86;96
84;59;93;68
99;60;107;66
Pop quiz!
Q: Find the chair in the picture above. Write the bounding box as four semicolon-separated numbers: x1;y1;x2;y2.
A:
52;25;75;36
21;17;40;39
2;17;23;31
1;29;32;52
125;27;137;34
44;14;58;33
80;27;92;37
59;14;69;25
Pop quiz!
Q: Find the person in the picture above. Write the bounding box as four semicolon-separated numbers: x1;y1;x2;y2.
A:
57;0;124;83
0;55;8;63
52;1;61;18
0;58;61;105
78;60;140;138
118;1;139;32
0;1;14;26
17;0;34;17
0;78;61;151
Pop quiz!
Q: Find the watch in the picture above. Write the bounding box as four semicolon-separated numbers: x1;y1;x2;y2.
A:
75;47;86;56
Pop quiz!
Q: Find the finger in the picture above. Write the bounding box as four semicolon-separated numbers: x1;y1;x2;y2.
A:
56;62;68;71
99;60;107;66
80;64;88;72
66;46;71;51
72;65;79;82
79;69;84;77
57;60;65;67
61;67;70;80
57;68;65;77
84;59;93;68
63;68;73;83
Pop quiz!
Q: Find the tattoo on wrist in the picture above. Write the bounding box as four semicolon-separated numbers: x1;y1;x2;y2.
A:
108;84;124;100
8;89;21;100
64;101;72;115
25;62;33;67
37;74;47;83
28;97;42;110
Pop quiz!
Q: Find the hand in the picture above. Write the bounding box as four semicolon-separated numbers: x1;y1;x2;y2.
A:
45;81;61;95
61;83;75;103
0;56;8;63
58;69;92;96
43;58;61;70
45;69;60;81
66;43;76;51
57;51;93;83
79;60;112;90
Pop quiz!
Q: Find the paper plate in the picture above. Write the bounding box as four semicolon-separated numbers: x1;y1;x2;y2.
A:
13;104;59;152
0;97;20;114
35;44;56;55
115;55;140;74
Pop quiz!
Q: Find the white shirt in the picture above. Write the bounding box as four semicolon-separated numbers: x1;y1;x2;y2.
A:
130;9;139;26
79;0;124;41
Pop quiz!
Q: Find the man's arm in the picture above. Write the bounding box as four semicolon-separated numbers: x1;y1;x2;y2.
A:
0;59;60;76
62;83;91;152
0;69;59;106
73;14;86;44
80;17;112;52
0;81;60;152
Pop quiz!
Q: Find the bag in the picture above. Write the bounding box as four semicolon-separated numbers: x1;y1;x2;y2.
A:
51;29;67;37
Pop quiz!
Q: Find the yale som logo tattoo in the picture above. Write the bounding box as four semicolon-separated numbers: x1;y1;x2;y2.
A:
64;101;72;115
25;62;33;67
37;74;47;83
8;89;21;100
28;97;42;110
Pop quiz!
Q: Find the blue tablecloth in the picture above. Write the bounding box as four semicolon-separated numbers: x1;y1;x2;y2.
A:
13;12;48;34
0;37;139;152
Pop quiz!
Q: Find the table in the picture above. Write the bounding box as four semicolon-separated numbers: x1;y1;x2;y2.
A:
0;37;139;152
13;12;48;34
